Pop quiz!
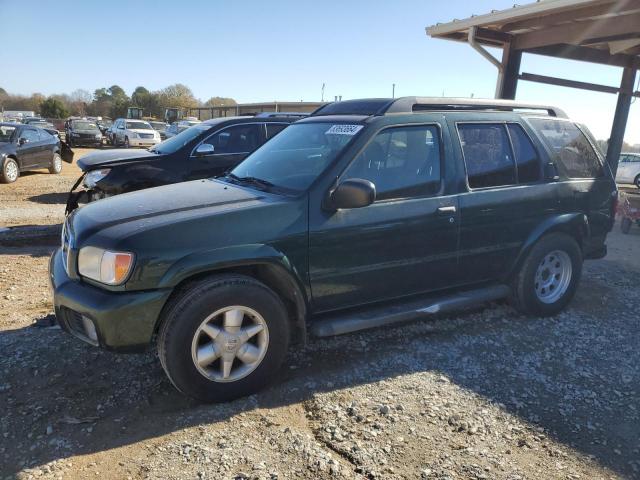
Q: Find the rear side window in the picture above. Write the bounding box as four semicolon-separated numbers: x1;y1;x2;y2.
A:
507;124;541;183
458;124;515;188
528;118;602;178
265;123;288;139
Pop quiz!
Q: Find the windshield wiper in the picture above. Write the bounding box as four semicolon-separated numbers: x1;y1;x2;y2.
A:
225;173;276;191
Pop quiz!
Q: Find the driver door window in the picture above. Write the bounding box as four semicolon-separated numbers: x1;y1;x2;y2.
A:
342;125;442;201
203;124;260;155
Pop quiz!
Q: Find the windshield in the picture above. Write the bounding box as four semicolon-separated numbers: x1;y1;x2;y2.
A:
149;123;210;154
72;121;99;130
0;125;16;142
149;122;166;130
126;121;152;130
230;122;363;193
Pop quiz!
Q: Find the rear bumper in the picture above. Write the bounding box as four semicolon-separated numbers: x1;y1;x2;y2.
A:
49;249;172;352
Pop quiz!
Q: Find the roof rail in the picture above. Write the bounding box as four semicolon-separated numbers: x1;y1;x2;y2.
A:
387;97;567;118
311;97;567;118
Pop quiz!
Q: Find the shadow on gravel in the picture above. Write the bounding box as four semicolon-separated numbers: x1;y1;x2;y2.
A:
27;192;69;205
1;258;638;478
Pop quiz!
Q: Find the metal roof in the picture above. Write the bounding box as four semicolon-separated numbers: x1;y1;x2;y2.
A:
427;0;640;68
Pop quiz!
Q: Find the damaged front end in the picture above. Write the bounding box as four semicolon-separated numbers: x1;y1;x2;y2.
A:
65;168;112;215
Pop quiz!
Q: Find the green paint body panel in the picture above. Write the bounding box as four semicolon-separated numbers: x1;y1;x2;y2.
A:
49;110;617;351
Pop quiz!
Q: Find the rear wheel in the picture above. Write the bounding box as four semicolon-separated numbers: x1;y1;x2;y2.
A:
621;217;632;234
1;158;19;183
510;233;582;316
158;275;290;402
49;153;63;174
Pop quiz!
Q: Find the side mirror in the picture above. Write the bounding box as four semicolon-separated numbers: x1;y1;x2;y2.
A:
544;162;560;181
327;178;376;210
18;137;28;146
194;144;215;156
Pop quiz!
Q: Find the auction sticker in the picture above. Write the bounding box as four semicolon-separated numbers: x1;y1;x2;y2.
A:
326;124;363;135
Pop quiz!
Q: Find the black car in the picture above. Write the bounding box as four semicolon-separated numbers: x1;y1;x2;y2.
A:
50;97;617;402
0;123;73;183
66;116;297;210
65;119;104;148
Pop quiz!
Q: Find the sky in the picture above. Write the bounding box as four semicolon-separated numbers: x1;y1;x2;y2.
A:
1;0;638;144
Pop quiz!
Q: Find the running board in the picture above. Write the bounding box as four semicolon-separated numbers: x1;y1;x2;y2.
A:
310;285;511;337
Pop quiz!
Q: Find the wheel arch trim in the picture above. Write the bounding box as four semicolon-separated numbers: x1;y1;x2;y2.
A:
507;213;589;279
154;244;309;343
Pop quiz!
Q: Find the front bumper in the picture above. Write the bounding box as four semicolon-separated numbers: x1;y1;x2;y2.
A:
70;136;103;146
49;248;172;352
128;136;160;147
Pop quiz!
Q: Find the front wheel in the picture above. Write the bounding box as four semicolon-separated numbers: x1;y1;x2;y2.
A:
1;158;19;183
158;275;290;402
124;137;130;148
49;153;63;174
634;175;640;189
510;233;582;316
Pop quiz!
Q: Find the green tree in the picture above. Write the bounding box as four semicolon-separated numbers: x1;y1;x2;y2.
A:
40;98;69;118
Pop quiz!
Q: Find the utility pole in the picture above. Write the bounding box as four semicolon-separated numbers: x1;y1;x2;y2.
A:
321;83;325;102
392;83;396;98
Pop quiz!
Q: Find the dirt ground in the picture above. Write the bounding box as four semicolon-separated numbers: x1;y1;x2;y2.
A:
1;150;639;480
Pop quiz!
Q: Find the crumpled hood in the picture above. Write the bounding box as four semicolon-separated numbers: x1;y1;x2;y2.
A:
77;148;159;170
69;179;274;245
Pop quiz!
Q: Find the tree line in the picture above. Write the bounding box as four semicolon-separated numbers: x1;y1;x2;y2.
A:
0;84;236;120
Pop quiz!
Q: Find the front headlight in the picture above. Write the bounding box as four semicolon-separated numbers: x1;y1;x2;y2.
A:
84;168;111;189
78;246;134;285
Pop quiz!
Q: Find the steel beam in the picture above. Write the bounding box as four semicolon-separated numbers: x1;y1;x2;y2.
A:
606;67;637;176
519;72;640;97
498;44;522;99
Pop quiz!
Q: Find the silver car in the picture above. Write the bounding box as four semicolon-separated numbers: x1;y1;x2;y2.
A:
616;153;640;188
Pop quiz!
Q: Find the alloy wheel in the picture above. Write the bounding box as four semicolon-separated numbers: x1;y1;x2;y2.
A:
191;306;269;383
5;161;18;182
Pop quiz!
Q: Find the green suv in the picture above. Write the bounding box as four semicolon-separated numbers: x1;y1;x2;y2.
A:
50;98;617;402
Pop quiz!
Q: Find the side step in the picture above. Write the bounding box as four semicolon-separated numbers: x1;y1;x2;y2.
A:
310;285;511;337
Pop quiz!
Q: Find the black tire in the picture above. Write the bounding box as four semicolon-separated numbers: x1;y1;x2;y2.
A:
49;153;63;174
158;274;290;402
1;157;19;183
124;137;130;148
634;175;640;189
509;233;582;317
621;217;632;234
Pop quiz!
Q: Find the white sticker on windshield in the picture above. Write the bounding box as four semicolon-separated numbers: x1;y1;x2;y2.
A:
325;124;363;136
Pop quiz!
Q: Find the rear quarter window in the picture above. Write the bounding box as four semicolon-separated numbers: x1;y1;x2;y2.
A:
528;118;603;179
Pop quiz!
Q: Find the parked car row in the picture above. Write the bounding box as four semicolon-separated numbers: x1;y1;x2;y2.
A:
51;97;618;403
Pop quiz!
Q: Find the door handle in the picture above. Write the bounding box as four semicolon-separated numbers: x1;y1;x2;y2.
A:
436;206;457;215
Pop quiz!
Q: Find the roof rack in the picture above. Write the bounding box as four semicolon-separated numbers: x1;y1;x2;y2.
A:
312;97;567;118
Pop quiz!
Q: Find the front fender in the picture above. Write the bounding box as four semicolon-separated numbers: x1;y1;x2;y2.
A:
507;213;589;279
156;243;306;292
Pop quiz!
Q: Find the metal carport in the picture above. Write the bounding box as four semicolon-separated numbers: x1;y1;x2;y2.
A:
426;0;640;174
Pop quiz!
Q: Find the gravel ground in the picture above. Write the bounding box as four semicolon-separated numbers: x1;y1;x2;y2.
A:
0;148;92;227
1;151;639;479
